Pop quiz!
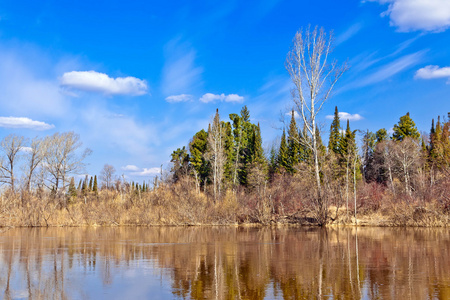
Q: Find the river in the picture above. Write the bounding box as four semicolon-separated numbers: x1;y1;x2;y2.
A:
0;226;449;299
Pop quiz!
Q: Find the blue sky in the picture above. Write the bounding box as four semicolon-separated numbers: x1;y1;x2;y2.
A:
0;0;449;181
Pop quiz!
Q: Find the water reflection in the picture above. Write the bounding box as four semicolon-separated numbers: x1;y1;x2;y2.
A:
0;226;449;299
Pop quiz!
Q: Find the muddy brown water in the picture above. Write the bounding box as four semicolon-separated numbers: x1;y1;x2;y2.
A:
0;226;449;299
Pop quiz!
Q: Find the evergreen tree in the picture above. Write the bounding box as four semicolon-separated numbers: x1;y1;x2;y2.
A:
362;130;376;182
189;129;209;187
68;177;77;200
89;176;93;191
340;120;356;157
375;128;388;144
277;129;289;172
252;123;265;165
240;105;250;123
287;110;300;173
222;121;234;184
170;146;190;183
328;106;341;154
93;175;98;194
77;179;82;192
392;112;420;141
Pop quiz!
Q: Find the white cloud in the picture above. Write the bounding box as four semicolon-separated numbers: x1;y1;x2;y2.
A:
121;165;160;176
415;65;450;83
165;94;193;103
326;112;363;121
0;116;54;130
199;93;244;103
132;167;160;176
122;165;140;171
60;71;148;96
366;0;450;32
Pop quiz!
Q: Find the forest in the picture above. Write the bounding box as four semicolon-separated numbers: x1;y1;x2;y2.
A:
0;26;449;227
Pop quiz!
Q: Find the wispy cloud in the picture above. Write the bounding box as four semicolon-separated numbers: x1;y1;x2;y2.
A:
342;51;425;90
0;116;54;130
415;65;450;84
165;94;193;103
60;70;148;96
365;0;450;32
326;112;363;121
161;38;203;96
336;22;363;45
199;93;244;103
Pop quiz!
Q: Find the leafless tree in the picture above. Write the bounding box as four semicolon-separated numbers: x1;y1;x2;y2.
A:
23;137;45;193
100;164;116;190
43;132;91;194
392;137;423;196
285;25;346;223
0;134;26;193
207;109;225;202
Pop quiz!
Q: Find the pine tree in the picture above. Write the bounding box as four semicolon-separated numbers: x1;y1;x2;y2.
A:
287;110;300;173
77;179;82;192
328;106;341;154
375;128;388;144
392;112;420;141
189;129;209;187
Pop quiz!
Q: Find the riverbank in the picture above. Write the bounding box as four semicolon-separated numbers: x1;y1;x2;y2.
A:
1;202;448;227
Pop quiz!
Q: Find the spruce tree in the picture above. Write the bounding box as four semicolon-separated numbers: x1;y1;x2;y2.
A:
392;112;420;141
287;110;300;173
93;175;98;194
68;177;77;200
89;176;93;191
252;123;265;165
328;106;341;154
277;129;289;172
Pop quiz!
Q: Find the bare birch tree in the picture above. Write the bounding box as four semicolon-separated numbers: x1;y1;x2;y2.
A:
100;164;116;190
0;134;26;193
207;109;225;202
43;132;91;195
23;137;45;193
285;25;346;223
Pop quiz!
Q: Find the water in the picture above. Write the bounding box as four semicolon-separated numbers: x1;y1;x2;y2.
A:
0;226;449;299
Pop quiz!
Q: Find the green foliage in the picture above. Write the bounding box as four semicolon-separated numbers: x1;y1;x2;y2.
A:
189;129;210;186
287;110;300;173
93;175;98;194
328;106;341;154
277;129;289;172
171;146;190;182
392;112;420;141
375;128;388;143
68;177;77;201
89;176;93;192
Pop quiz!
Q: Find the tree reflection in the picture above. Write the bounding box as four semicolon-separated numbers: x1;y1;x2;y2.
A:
0;227;449;299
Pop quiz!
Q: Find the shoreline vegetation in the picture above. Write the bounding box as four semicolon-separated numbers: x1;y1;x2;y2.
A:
1;26;449;228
